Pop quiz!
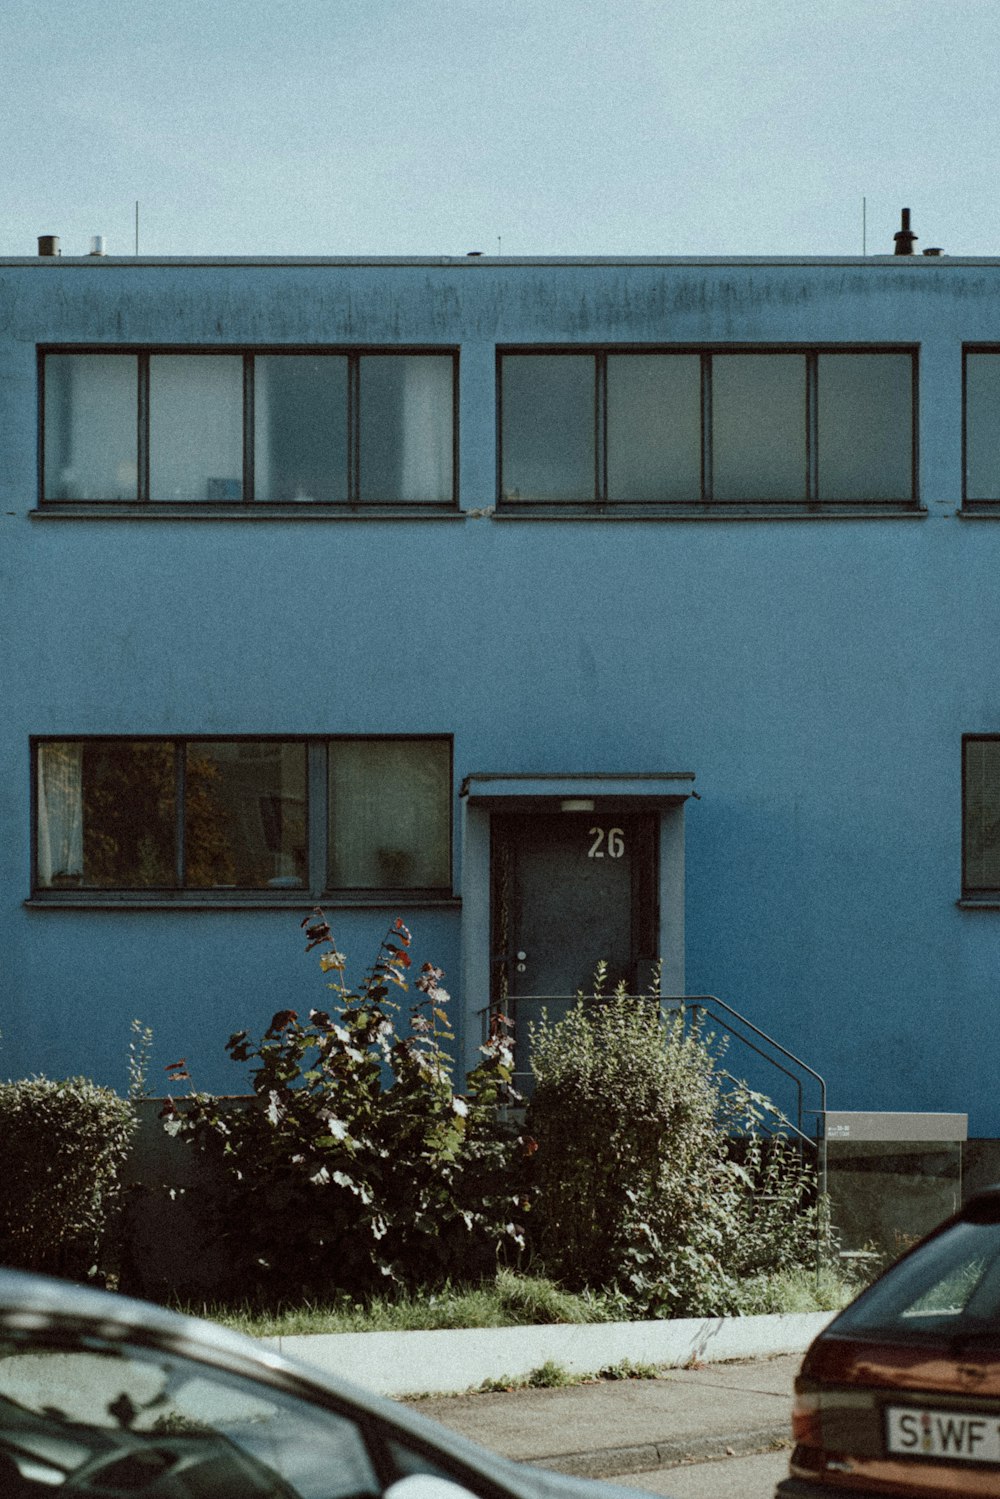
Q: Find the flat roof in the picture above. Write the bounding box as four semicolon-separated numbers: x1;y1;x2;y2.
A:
1;254;996;269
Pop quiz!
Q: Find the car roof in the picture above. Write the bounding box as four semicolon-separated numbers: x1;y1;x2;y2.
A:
0;1269;649;1499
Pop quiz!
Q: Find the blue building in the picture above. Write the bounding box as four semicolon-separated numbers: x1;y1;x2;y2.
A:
4;233;1000;1148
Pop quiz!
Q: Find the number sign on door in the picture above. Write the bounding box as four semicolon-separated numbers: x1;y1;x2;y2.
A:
588;826;625;859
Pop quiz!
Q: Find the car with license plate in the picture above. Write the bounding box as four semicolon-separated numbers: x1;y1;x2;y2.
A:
778;1184;1000;1497
0;1267;661;1499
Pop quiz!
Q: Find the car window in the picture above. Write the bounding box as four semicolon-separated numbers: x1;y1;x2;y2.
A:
0;1337;381;1499
833;1218;1000;1340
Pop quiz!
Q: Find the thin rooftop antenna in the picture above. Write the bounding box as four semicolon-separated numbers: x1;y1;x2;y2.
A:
498;235;502;255
135;201;139;256
862;196;866;257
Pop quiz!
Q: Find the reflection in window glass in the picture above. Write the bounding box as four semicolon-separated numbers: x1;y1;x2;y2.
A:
359;356;453;502
329;739;450;889
607;355;701;501
255;356;348;502
818;354;912;501
0;1339;381;1499
966;354;1000;501
149;356;244;501
36;741;176;888
834;1219;1000;1337
964;738;1000;892
712;355;807;501
501;356;595;502
185;742;307;889
43;355;138;500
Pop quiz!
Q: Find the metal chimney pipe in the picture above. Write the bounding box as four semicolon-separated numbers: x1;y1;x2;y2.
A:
893;208;917;256
37;235;61;257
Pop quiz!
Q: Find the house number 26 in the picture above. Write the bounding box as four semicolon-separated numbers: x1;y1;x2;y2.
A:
588;826;625;859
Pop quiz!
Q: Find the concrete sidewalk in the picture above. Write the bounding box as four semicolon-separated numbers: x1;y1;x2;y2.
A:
406;1354;799;1480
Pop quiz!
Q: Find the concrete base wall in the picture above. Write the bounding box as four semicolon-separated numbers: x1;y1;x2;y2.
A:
267;1313;837;1397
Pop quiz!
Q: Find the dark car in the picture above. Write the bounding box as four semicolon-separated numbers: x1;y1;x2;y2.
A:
778;1185;1000;1497
0;1267;659;1499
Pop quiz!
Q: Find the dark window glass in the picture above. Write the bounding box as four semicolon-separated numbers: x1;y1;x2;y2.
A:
818;353;912;501
255;355;349;502
964;738;1000;893
966;353;1000;501
606;355;701;501
35;738;452;897
37;741;175;888
500;348;913;509
501;355;595;502
43;354;138;500
833;1218;1000;1341
185;742;307;889
328;739;451;890
712;354;807;501
359;355;453;502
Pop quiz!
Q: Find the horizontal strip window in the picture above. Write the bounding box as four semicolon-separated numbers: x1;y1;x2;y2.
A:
962;735;1000;899
40;350;457;507
498;348;917;508
963;349;1000;506
32;736;452;898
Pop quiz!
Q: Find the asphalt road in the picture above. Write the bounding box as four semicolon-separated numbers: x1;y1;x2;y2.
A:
608;1446;791;1498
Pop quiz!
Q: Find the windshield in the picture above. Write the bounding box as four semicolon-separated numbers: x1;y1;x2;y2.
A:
0;1335;380;1499
833;1218;1000;1344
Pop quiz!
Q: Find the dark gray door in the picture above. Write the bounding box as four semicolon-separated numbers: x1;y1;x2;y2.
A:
492;812;657;1002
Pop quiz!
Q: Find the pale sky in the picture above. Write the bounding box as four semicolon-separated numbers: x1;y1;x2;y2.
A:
2;0;997;259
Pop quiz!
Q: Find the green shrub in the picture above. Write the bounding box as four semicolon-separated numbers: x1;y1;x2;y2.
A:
163;915;527;1301
0;1076;136;1281
527;992;819;1317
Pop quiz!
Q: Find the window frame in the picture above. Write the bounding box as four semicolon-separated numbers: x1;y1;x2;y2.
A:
37;346;460;513
29;734;455;907
962;346;1000;510
961;733;1000;903
496;344;919;514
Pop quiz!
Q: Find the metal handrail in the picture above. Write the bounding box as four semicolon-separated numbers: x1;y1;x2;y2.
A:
477;990;828;1195
666;995;828;1199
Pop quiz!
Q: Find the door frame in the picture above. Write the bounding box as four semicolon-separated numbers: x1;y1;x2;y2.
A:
458;772;695;1080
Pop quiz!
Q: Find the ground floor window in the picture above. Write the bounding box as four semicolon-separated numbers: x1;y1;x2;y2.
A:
963;735;1000;898
32;736;451;899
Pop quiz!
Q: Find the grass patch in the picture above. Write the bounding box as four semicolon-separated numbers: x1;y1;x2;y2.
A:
728;1264;862;1316
477;1361;582;1392
599;1358;661;1380
179;1263;857;1339
182;1271;613;1339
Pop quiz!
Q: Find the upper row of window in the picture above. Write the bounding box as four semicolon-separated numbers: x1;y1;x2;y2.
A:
36;345;1000;509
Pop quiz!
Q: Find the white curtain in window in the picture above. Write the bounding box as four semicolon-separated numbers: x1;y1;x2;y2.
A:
401;357;452;502
37;742;84;886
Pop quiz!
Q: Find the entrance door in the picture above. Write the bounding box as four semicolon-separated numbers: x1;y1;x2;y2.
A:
492;812;658;1009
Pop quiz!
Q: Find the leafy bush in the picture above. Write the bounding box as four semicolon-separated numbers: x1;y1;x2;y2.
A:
162;916;526;1300
0;1076;136;1280
527;991;820;1317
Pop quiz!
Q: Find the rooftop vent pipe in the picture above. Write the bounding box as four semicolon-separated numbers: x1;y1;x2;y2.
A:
89;235;106;256
37;235;60;257
893;208;917;255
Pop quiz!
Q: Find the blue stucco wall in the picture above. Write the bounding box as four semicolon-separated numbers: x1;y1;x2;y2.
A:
2;255;999;1129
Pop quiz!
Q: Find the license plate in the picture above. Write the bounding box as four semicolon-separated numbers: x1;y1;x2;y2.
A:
887;1405;1000;1463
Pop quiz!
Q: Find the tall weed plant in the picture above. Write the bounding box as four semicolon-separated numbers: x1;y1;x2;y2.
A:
527;990;819;1317
162;915;526;1300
